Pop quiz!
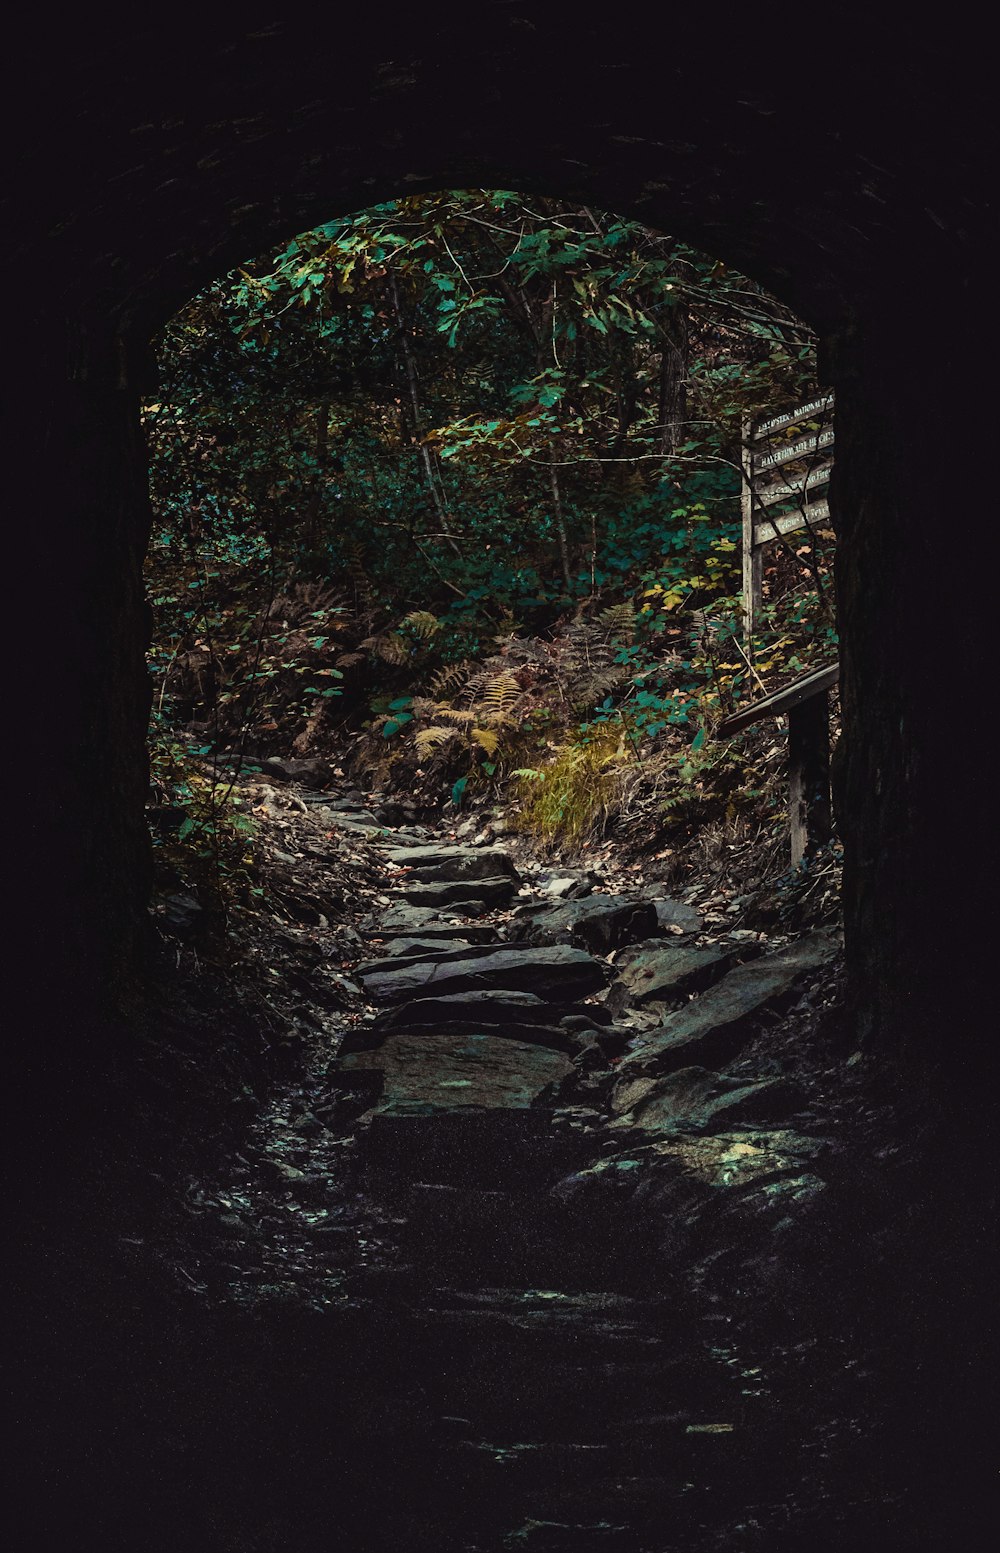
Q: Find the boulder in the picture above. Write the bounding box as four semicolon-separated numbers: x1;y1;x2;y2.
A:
360;944;608;1005
257;755;330;787
534;867;600;901
159;891;204;936
510;895;658;953
607;1065;804;1135
550;1127;829;1271
606;941;743;1012
654;898;703;935
385;844;519;880
555;1128;826;1205
618;934;839;1077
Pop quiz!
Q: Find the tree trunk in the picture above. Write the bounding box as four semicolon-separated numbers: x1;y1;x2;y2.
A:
658;294;689;454
549;456;572;591
389;270;455;545
304;401;329;552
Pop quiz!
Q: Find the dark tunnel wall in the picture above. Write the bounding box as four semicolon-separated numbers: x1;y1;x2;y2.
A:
5;13;992;1084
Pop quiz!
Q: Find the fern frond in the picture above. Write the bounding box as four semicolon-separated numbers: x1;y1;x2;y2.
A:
476;671;521;716
571;665;628;710
598;601;636;641
410;695;446;718
415;725;458;753
269;581;350;631
470;726;500;755
430;659;473;697
360;632;409;666
400;609;442;639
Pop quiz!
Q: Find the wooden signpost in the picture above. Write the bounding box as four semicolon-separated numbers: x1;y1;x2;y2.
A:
725;394;838;866
741;392;834;643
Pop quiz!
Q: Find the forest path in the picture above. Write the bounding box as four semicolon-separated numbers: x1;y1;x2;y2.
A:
154;790;893;1553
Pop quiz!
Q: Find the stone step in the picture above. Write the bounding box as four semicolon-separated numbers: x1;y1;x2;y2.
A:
316;811;386;834
606;1064;804;1137
509;895;659;954
372;904;500;941
355;940;529;979
338;1016;578;1060
605;941;750;1014
375;989;552;1027
385;843;519;880
396;876;517;909
617;933;839;1077
360;945;608;1005
377;936;473;959
341;1030;573;1118
370;993;610;1037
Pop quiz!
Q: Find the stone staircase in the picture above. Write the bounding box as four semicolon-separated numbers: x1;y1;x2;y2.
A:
175;800;856;1551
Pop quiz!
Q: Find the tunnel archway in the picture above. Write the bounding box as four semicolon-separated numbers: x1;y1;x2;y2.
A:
8;20;996;1553
8;15;990;1089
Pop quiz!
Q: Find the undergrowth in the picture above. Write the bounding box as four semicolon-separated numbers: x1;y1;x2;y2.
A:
142;188;840;901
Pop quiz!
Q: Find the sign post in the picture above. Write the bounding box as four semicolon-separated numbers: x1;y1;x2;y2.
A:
741;392;835;649
732;394;838;865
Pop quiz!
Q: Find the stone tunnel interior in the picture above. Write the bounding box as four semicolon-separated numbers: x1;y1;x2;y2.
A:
7;15;994;1553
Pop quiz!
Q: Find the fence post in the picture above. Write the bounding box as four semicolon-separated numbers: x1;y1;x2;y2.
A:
788;689;832;866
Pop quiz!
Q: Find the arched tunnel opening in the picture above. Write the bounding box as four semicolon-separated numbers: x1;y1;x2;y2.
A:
143;191;838;943
8;18;993;1553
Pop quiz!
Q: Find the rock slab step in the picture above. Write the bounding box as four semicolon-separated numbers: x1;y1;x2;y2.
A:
385;844;519;880
619;933;839;1076
654;898;704;935
360;944;608;1005
374;989;554;1029
606;941;746;1013
342;1029;573;1113
374;904;499;941
510;895;658;953
397;876;517;909
608;1065;802;1135
340;1017;577;1059
355;940;529;979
